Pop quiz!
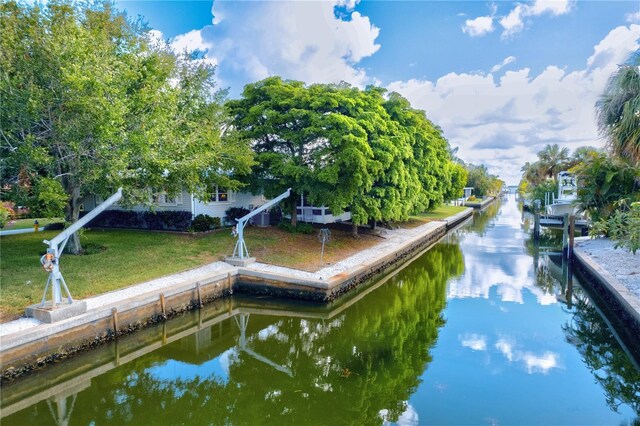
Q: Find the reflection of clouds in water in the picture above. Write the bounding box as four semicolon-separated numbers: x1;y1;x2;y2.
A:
449;197;558;306
460;333;488;351
258;325;279;340
522;352;559;374
448;254;558;305
219;347;235;378
380;402;419;426
495;338;561;375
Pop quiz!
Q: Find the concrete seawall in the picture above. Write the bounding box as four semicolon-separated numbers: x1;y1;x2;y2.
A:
0;208;473;381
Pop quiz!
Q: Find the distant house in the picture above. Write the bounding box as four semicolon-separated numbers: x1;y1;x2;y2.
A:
295;194;351;224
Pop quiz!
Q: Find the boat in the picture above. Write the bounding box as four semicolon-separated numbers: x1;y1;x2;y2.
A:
545;171;581;217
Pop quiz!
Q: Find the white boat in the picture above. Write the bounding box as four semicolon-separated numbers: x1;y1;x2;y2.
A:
545;171;581;217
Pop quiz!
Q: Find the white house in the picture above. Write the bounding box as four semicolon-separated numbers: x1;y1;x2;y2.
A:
82;187;266;225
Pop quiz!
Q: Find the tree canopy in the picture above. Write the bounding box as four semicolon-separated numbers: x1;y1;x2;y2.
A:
226;77;463;233
596;50;640;165
0;0;252;251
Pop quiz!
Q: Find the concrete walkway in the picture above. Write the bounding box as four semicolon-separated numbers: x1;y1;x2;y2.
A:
574;237;640;325
0;227;45;236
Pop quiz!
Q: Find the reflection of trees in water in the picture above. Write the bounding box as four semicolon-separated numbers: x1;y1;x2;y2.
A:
562;291;640;417
5;244;465;425
463;201;501;237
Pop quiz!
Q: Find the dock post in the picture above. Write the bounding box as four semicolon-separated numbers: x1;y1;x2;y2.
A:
562;214;569;258
568;215;575;260
533;200;541;240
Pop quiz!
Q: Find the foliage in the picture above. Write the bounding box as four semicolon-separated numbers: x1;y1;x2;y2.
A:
31;177;68;218
529;180;558;208
227;77;460;234
519;145;605;208
278;222;314;234
0;206;11;228
596;51;640;165
191;214;221;233
224;207;250;224
465;163;502;197
87;210;193;231
590;201;640;254
0;0;252;253
572;151;640;222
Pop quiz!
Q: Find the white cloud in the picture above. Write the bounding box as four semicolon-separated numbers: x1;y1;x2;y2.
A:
388;24;640;184
627;11;640;23
495;338;561;374
462;15;495;37
169;1;380;89
499;4;527;38
460;333;488;351
490;56;517;73
500;0;573;38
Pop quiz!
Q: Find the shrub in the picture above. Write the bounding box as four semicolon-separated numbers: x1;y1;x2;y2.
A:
84;210;192;231
467;195;477;202
225;207;250;225
192;214;220;232
44;222;65;230
590;201;640;254
279;222;314;234
0;206;11;228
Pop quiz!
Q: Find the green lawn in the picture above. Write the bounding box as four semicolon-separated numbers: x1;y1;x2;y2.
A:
411;205;468;221
2;217;63;230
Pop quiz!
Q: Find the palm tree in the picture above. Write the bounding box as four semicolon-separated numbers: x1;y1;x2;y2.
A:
596;51;640;165
537;144;569;179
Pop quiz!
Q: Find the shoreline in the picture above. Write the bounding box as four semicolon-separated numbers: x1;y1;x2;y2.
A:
0;209;473;380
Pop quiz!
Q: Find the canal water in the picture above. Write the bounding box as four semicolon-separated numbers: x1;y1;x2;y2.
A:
2;195;639;425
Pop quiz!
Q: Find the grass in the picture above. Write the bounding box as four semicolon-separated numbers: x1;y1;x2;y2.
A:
0;226;379;322
2;217;63;230
404;205;468;228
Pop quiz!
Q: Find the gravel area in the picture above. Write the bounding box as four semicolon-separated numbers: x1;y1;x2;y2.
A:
84;261;234;310
575;237;640;298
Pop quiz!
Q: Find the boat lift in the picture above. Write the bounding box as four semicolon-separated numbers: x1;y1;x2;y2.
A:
230;188;291;261
39;188;123;308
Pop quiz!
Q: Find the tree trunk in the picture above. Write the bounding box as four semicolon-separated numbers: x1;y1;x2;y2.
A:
65;186;83;254
352;222;359;237
290;198;298;227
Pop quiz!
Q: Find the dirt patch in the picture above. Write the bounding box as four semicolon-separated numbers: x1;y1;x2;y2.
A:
246;226;381;272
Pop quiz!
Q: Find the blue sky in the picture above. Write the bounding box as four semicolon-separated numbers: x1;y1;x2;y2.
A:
117;0;640;184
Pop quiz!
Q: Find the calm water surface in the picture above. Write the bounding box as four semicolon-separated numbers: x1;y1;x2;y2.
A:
2;195;639;425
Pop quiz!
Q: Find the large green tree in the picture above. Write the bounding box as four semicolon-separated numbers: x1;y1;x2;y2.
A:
227;78;460;234
226;77;377;228
0;0;252;252
596;51;640;165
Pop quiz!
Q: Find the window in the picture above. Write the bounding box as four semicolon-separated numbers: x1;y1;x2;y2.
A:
210;186;232;203
155;192;182;206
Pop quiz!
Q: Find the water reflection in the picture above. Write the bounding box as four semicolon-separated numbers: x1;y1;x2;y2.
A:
563;289;640;416
448;197;558;305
